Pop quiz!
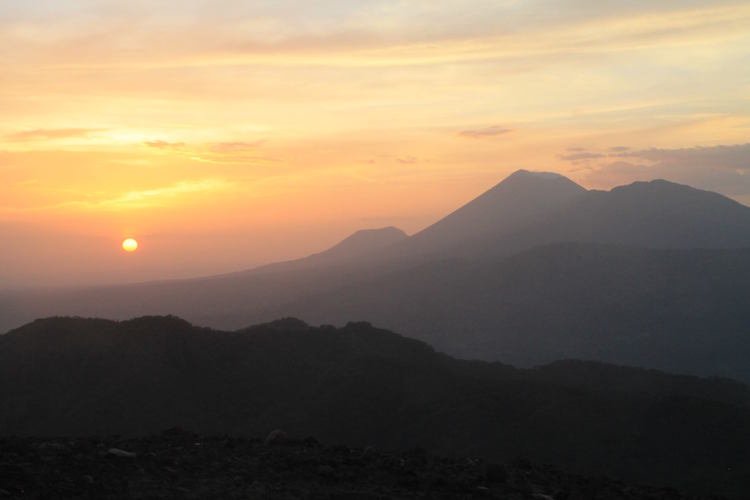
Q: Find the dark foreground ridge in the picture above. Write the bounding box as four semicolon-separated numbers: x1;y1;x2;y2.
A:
0;428;719;500
2;316;750;497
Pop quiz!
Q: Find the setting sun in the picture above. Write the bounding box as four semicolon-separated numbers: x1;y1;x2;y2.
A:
122;238;139;253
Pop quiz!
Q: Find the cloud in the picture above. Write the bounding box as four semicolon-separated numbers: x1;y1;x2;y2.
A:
5;1;748;70
558;151;605;162
396;156;418;164
5;128;104;141
583;143;750;202
143;140;185;149
613;144;750;165
210;141;264;153
458;126;511;139
1;178;233;214
102;178;232;208
139;140;272;163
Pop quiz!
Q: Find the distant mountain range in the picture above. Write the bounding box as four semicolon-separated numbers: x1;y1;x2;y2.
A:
394;169;750;259
2;316;750;497
2;170;750;381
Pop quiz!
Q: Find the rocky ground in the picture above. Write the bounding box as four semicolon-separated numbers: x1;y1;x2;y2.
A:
0;429;723;499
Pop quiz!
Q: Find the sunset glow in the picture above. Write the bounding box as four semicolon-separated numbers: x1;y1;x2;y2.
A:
2;1;750;287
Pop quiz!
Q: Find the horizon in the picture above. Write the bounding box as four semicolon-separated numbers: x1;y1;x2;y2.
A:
2;169;746;292
2;1;750;287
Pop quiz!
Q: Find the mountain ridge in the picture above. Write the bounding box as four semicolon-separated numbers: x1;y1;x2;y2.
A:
411;172;750;259
398;169;588;258
3;171;750;383
2;314;750;497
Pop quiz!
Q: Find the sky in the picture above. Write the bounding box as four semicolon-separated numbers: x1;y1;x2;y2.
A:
1;0;750;287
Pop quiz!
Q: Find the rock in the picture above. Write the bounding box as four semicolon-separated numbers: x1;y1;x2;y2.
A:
532;494;555;500
317;465;335;476
0;432;724;499
476;485;491;496
264;429;289;446
160;427;197;441
302;436;320;447
245;481;267;496
107;448;137;458
38;441;69;453
485;463;508;483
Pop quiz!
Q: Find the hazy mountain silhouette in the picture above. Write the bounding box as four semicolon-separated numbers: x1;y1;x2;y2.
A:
398;170;586;258
521;178;750;249
253;243;750;381
2;315;750;497
395;172;750;260
3;171;750;382
316;226;407;258
254;226;408;273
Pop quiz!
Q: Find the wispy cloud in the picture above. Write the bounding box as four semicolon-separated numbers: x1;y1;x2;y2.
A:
5;128;105;141
143;140;185;149
581;143;750;201
186;141;276;165
99;178;233;208
210;141;264;153
7;2;747;69
613;144;750;165
558;151;605;162
1;178;233;214
458;126;511;139
396;156;418;164
140;139;274;165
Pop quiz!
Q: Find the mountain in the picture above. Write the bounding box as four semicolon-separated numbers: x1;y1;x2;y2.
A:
313;226;407;260
399;173;750;260
524;178;750;249
251;243;750;381
399;169;587;258
3;171;750;382
2;316;750;497
255;226;408;272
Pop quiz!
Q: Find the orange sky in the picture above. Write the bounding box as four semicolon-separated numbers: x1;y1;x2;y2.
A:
2;1;750;287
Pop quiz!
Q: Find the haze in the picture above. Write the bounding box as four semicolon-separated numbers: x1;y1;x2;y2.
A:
2;1;750;287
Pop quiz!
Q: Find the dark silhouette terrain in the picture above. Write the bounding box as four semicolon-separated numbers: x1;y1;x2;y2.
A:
3;171;750;382
1;429;722;499
2;316;750;497
263;243;750;381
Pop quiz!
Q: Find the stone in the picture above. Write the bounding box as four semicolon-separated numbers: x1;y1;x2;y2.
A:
485;463;508;483
264;429;289;446
317;465;335;476
107;448;137;458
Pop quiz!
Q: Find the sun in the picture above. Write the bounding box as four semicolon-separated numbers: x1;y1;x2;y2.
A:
122;238;139;253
